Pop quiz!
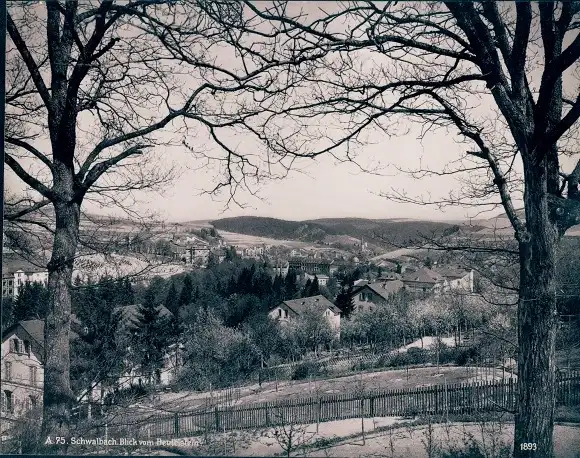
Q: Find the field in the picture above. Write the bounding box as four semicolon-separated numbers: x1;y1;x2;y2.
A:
146;366;515;415
217;230;313;248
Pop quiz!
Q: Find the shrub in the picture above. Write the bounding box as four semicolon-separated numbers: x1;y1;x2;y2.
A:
2;411;43;454
408;347;428;364
454;347;481;366
292;361;326;380
383;352;411;368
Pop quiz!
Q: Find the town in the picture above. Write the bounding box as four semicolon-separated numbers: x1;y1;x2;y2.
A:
2;216;579;456
3;1;580;457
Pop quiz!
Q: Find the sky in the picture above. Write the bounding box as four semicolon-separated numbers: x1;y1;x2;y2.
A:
5;1;579;225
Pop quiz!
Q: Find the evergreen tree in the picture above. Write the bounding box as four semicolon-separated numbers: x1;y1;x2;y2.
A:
284;270;298;299
252;269;273;298
134;287;170;384
116;278;135;306
302;278;312;297
165;282;180;316
272;274;285;304
179;275;194;307
335;285;355;319
12;282;50;322
308;276;320;296
207;252;219;269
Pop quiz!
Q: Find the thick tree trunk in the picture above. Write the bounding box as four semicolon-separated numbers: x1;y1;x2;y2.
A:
41;163;81;452
513;177;559;458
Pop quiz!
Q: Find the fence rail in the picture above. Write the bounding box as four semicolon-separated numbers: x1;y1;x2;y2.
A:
97;370;580;440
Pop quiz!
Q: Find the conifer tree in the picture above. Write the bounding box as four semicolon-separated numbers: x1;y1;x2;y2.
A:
134;287;170;385
165;282;180;316
335;285;355;319
309;276;320;296
13;282;50;322
179;275;194;308
284;270;298;299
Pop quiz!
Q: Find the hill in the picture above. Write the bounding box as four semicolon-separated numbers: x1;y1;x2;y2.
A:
210;216;483;248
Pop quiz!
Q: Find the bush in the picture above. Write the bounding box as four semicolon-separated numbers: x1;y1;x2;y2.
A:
454;347;481;366
408;347;429;364
292;360;326;380
2;411;43;454
382;352;411;368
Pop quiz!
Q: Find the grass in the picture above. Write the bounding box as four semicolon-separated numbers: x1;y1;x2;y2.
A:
146;365;514;416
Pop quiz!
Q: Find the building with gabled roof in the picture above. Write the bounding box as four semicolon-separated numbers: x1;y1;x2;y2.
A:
349;280;405;313
402;267;447;293
1;317;88;428
268;295;341;333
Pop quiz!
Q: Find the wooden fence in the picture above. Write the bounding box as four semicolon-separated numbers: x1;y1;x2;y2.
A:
98;370;580;440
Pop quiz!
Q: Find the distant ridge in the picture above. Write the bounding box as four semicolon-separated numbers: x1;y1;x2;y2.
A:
210;216;484;248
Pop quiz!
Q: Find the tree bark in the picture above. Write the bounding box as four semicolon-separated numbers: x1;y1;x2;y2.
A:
41;160;81;452
513;168;559;458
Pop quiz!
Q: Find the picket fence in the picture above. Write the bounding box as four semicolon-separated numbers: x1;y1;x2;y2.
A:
98;370;580;440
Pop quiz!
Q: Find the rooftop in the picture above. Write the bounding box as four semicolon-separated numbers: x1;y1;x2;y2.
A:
402;267;446;284
3;317;83;349
279;295;341;316
358;280;405;299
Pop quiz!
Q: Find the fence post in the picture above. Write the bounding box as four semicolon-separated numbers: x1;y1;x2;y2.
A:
214;406;220;431
370;395;375;418
174;413;180;437
434;385;439;415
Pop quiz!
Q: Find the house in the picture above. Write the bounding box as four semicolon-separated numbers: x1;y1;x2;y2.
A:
437;267;475;293
268;295;341;332
112;304;182;388
400;267;475;294
1;317;91;427
186;242;210;265
273;260;290;278
402;267;448;294
1;320;44;423
316;274;330;286
2;257;49;298
304;273;330;286
288;258;333;276
349;280;405;312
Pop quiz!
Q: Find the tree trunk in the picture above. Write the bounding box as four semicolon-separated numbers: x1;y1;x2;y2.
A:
513;175;559;458
41;163;81;452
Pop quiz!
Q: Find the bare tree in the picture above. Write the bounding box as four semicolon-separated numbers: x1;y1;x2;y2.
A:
200;2;580;456
3;0;328;446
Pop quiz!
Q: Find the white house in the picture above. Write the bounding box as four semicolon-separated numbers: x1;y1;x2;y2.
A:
268;295;341;333
1;320;44;424
2;257;49;298
0;317;102;429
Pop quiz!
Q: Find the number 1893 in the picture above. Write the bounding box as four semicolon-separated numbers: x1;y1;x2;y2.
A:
520;443;537;451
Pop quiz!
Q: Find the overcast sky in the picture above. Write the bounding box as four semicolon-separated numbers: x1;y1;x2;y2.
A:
6;1;579;225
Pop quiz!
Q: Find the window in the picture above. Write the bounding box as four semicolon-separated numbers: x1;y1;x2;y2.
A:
11;339;21;353
359;293;363;300
24;340;31;355
5;362;12;381
30;396;38;409
3;391;13;414
278;309;282;317
30;366;38;385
